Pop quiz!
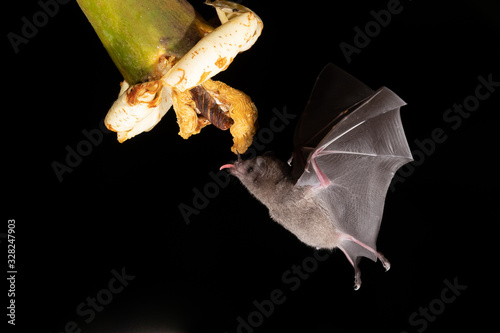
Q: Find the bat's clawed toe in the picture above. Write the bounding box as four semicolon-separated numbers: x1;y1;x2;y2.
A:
354;266;361;290
354;278;361;290
377;252;391;271
383;261;391;272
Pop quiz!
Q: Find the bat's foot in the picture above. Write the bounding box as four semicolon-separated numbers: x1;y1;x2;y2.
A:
339;233;391;272
378;251;391;271
354;267;362;290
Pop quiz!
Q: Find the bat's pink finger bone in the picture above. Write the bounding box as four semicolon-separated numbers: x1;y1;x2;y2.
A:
220;164;235;171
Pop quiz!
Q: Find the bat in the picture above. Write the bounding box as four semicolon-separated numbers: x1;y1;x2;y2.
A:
220;64;413;289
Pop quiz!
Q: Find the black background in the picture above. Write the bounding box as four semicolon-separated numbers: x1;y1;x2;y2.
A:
4;0;499;332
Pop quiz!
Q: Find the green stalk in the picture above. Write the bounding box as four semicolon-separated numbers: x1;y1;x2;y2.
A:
77;0;212;84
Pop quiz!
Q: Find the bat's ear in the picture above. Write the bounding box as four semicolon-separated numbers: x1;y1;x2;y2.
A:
263;151;275;157
256;156;267;169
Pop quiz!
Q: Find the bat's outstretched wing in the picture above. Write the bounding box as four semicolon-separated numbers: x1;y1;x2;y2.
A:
291;64;412;286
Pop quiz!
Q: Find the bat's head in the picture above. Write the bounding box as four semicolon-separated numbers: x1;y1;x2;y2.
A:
220;151;290;194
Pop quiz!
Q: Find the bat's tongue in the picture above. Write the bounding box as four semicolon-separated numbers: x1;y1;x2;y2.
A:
220;164;235;170
220;150;242;170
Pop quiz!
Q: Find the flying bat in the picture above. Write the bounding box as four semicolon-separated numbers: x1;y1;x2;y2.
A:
220;64;413;289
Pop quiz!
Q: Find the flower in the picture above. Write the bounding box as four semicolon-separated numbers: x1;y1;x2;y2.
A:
104;1;263;153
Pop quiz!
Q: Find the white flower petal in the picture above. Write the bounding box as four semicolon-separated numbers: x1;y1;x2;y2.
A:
162;2;263;91
105;81;172;142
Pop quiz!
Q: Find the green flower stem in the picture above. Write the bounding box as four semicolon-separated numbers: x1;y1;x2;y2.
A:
77;0;212;84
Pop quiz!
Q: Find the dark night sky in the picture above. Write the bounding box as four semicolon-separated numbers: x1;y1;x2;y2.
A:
4;0;499;332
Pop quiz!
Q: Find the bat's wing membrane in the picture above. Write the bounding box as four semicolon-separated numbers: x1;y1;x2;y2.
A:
291;64;374;180
292;65;413;273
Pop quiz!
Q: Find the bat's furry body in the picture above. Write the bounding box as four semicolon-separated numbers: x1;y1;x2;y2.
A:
233;155;340;249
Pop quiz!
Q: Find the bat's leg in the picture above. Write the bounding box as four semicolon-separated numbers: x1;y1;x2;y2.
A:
338;245;362;290
353;258;362;290
339;233;391;271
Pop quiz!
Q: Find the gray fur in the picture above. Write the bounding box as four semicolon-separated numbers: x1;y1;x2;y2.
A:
226;154;341;249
